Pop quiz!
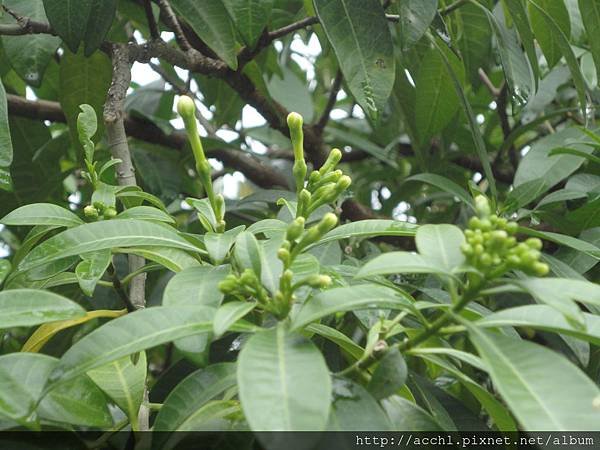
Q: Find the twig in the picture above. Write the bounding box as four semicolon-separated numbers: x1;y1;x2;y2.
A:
478;68;500;97
156;0;192;51
143;0;160;39
316;69;343;131
440;0;470;15
0;5;54;35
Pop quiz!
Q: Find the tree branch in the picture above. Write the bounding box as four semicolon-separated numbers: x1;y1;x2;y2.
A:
316;69;343;131
143;0;160;40
156;0;192;51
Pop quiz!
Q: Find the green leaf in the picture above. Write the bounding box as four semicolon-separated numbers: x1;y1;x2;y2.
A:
19;219;201;272
0;81;12;192
396;0;437;51
0;0;61;87
87;353;147;425
1;203;83;228
204;226;244;265
305;323;364;360
163;265;228;309
415;46;464;142
467;324;600;430
502;0;540;85
118;247;199;272
77;104;97;162
59;48;112;151
237;325;331;431
367;348;407;400
75;249;111;297
0;260;10;287
0;289;85;329
43;0;93;52
407;174;474;209
153;363;237;434
516;277;600;310
528;0;571;69
479;304;600;346
47;306;215;387
116;206;176;224
382;396;443;431
223;0;273;47
292;284;412;330
579;0;600;87
328;377;391;430
233;231;263;277
549;146;600;165
314;0;395;121
415;224;465;272
504;178;547;212
169;0;238;70
0;363;35;421
213;301;257;337
83;0;117;56
529;1;587;116
357;252;449;277
0;353;112;428
520;227;600;259
308;219;418;249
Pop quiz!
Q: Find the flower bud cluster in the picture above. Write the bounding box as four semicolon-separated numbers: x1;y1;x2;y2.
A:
461;196;549;277
218;269;269;304
84;202;117;221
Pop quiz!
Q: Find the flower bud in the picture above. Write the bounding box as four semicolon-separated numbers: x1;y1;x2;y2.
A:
319;148;343;175
308;170;321;185
177;95;196;119
475;195;491;217
307;274;332;288
532;262;549;276
84;205;99;219
335;175;352;192
218;279;237;294
460;243;473;255
286;217;305;241
277;247;290;263
240;269;256;286
104;207;117;219
468;216;481;230
317;213;338;234
526;238;542;250
505;221;518;234
93;201;106;212
287;111;303;132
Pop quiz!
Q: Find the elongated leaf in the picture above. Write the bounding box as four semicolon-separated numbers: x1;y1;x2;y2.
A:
87;353;147;426
415;46;464;142
153;363;237;434
22;309;126;353
47;306;214;387
415;224;465;271
223;0;274;47
382;396;443;431
238;325;331;431
309;220;418;249
357;252;448;277
314;0;395;121
396;0;437;51
328;377;391;430
0;365;34;421
117;206;175;224
549;147;600;165
233;231;262;277
579;0;600;86
406;173;474;209
204;226;244;264
1;203;83;228
305;323;364;360
0;289;85;329
19;219;201;271
0;260;10;287
0;81;12;192
502;0;540;85
367;348;407;400
163;265;228;308
479;305;600;346
516;277;600;310
467;324;600;430
528;0;571;69
213;301;257;337
115;247;200;273
169;0;238;70
43;0;94;52
0;0;61;87
292;284;412;330
76;249;111;297
83;0;117;56
0;353;112;428
520;227;600;259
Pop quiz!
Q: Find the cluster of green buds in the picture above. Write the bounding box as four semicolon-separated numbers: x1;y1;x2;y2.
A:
84;201;117;221
219;269;270;305
286;112;352;218
461;196;549;278
178;96;226;232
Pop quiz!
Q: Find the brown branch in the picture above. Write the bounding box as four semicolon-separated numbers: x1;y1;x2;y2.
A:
156;0;192;51
316;69;343;131
0;5;54;35
144;0;160;40
494;83;519;170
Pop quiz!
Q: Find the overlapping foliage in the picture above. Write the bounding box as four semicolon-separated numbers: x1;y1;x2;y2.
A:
1;0;600;442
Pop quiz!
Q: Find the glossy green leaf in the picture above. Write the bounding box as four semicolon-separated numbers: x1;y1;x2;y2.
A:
233;231;262;277
0;260;10;287
87;353;147;426
237;325;331;431
153;363;237;434
0;81;12;192
516;277;600;310
1;203;83;228
308;220;418;249
204;226;244;264
223;0;273;48
19;219;201;272
396;0;437;51
83;0;117;56
75;249;111;297
328;377;391;430
579;0;600;87
0;0;61;87
479;305;600;346
116;206;175;224
43;0;94;52
367;347;407;400
382;396;443;431
467;324;600;430
528;0;571;69
415;224;465;272
314;0;395;121
406;174;474;209
292;284;413;330
213;301;257;337
305;323;364;360
357;252;448;278
47;306;215;387
520;227;600;259
0;353;112;428
169;0;238;70
502;0;540;84
163;265;228;308
0;289;85;329
77;103;98;162
116;247;200;273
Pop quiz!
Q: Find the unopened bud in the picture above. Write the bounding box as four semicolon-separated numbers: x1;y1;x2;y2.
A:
307;274;332;288
526;238;542;250
475;195;491;217
286;217;305;241
319;148;342;175
104;207;117;218
317;213;338;234
84;205;99;219
532;262;549;277
177;95;196;119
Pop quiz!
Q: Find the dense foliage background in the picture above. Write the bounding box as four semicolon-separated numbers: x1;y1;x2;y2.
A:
1;0;600;444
